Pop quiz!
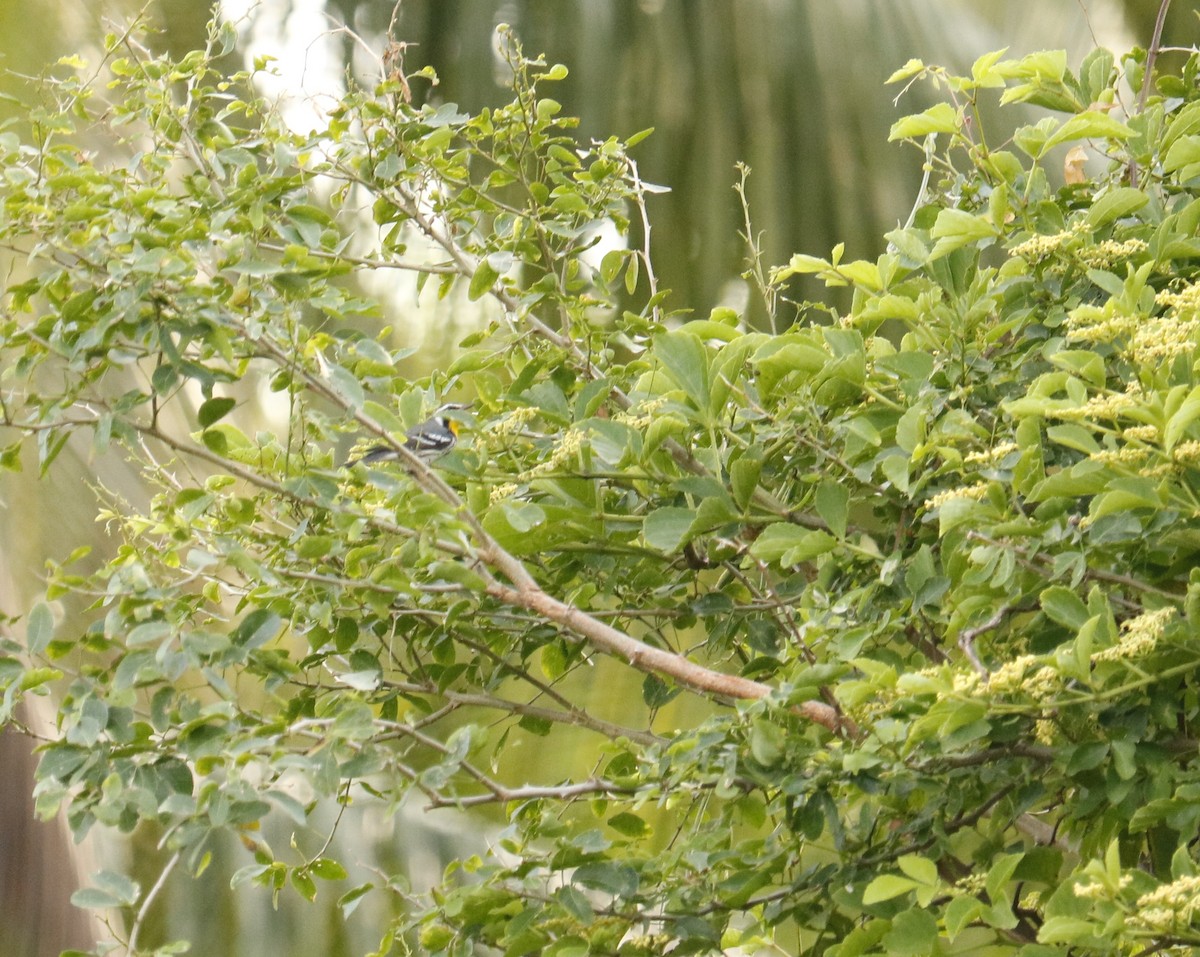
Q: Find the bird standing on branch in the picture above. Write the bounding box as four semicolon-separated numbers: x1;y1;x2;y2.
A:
346;403;469;466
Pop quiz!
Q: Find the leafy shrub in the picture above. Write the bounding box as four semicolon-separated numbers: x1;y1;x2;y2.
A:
4;16;1200;957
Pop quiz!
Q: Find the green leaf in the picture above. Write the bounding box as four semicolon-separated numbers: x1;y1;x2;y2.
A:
888;102;959;140
607;812;649;837
748;525;836;566
233;609;282;650
327;364;365;411
1164;384;1200;451
292;869;317;901
862;874;917;905
1040;586;1089;630
309;858;348;881
500;501;546;534
1039;916;1102;944
729;453;762;511
71;887;124;910
929;208;999;257
72;870;140;909
1164;136;1200;179
26;602;55;654
749;718;785;766
815;480;850;539
944;895;984;940
1042;111;1133;152
984;852;1023;902
1046;424;1100;455
643;507;695;552
572;862;639;897
198;396;236;428
468;256;499;301
1084;187;1148;229
897;855;939;885
881;908;938;955
654;331;710;413
338;882;375;919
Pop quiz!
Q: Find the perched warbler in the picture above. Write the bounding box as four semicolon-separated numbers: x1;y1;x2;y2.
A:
346;403;468;467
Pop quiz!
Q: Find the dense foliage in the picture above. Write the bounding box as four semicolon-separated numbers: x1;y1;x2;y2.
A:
6;16;1200;957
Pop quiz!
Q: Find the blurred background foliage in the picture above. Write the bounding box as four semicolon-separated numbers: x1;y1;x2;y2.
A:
0;1;1193;955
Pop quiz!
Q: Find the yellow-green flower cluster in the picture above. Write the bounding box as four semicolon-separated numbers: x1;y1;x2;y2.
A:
1076;237;1148;267
1063;307;1139;344
1173;441;1200;465
1075;874;1133;901
981;655;1061;700
1034;718;1057;746
1023;665;1061;700
926;482;989;510
1093;607;1173;663
1123;424;1158;443
1089;447;1151;469
1011;222;1087;261
613;396;669;430
517;427;585;482
489;482;520;504
1050;386;1141;422
491;406;539;436
1129;874;1200;933
952;669;982;695
1130;316;1200;365
1155;282;1200;315
955;873;987;894
964;442;1019;466
985;654;1037;694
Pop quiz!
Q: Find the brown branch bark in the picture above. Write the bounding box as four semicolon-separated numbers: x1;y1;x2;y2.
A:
485;577;847;734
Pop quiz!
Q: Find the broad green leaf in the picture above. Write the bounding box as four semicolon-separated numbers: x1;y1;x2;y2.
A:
310;858;348;881
1040;586;1089;630
654;331;710;412
233;609;282;650
896;855;939;885
1164;136;1200;180
748;525;836;565
944;895;984;940
729;453;762;511
862;874;917;905
679;319;742;342
26;602;55;654
643;507;695;552
709;335;757;415
888;103;959;141
500;500;546;534
468;257;499;301
815;480;849;539
606;812;649;837
327;364;365;411
1046;424;1100;455
749;719;785;766
198;396;236;428
1039;917;1104;943
970;48;1009;87
881;908;938;955
929;208;999;257
1164;385;1200;451
985;853;1024;902
1084;187;1148;229
572;862;638;897
1042;112;1133;152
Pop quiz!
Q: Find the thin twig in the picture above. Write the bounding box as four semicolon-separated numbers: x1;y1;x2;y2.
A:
127;850;180;955
1130;0;1174;186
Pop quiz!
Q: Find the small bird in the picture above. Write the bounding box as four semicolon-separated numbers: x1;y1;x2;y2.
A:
346;403;468;467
